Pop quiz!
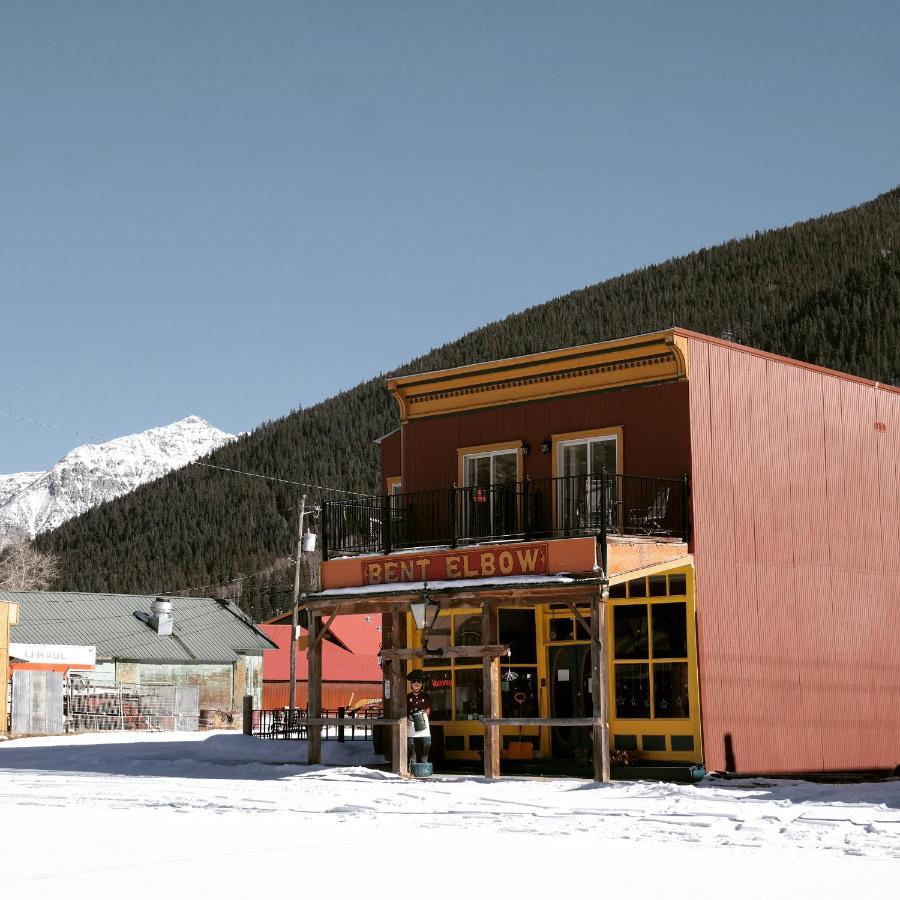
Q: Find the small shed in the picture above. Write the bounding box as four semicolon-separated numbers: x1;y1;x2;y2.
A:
2;591;275;721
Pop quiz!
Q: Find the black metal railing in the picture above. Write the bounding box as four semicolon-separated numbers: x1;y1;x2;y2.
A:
322;472;689;560
252;706;383;741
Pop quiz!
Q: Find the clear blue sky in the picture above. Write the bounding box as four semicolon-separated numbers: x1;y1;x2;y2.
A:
2;1;898;473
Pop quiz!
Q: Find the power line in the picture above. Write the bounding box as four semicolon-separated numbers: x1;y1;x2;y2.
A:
0;410;106;443
193;461;371;497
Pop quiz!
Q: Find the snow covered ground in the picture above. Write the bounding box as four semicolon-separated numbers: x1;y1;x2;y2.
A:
0;731;896;899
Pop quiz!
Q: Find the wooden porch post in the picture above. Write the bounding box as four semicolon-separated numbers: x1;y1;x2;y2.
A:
307;613;322;764
389;609;408;776
482;599;500;779
591;589;611;782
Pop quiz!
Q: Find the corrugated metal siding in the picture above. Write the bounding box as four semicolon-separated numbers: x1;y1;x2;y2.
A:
381;429;402;487
71;661;116;684
402;381;691;492
116;661;236;711
688;336;900;773
11;669;64;735
262;680;381;709
2;592;273;662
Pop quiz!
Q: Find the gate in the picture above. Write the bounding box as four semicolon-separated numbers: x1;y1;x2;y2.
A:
65;678;200;732
11;670;65;735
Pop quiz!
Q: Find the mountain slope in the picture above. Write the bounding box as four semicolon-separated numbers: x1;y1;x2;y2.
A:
38;187;900;618
0;473;43;510
3;416;234;539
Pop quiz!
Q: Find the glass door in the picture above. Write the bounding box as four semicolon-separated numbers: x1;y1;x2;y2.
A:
463;450;517;539
548;644;593;760
557;436;617;532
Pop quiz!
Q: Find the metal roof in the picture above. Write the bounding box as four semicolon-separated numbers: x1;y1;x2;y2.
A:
1;591;276;663
260;624;381;683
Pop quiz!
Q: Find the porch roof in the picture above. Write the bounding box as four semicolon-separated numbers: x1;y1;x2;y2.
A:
303;554;693;615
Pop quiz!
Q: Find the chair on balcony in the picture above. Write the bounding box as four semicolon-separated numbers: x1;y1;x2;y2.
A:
626;486;671;535
568;477;621;535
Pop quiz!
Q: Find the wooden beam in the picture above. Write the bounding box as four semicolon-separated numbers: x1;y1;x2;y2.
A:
302;717;405;727
591;590;611;782
301;581;604;614
482;600;500;779
563;599;592;636
381;644;509;661
482;717;602;727
305;609;339;656
388;609;408;777
307;613;322;765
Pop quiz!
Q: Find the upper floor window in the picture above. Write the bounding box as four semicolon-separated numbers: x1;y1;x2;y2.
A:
464;449;517;491
458;442;521;540
553;428;622;531
558;434;617;480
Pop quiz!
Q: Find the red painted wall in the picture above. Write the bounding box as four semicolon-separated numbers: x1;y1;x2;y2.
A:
399;381;692;493
380;430;401;490
686;334;900;773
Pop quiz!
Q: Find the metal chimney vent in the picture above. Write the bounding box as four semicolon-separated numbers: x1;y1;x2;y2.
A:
150;597;174;636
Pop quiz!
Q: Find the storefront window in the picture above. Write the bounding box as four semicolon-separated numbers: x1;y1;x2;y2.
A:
425;670;453;721
612;586;691;723
575;612;591;640
549;617;574;642
614;605;648;659
454;614;482;647
498;609;536;664
651;603;687;658
454;669;483;720
500;668;538;717
653;662;689;718
615;663;651;718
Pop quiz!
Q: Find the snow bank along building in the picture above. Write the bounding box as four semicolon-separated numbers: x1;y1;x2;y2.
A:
304;329;900;777
3;591;275;727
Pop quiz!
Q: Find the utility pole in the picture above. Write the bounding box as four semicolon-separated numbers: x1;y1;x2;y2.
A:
288;494;306;723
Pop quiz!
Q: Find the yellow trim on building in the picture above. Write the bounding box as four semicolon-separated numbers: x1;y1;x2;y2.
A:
403;560;701;766
0;601;19;735
606;563;702;763
388;330;689;422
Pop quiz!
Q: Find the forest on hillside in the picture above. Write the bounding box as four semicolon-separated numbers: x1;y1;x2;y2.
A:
37;187;900;621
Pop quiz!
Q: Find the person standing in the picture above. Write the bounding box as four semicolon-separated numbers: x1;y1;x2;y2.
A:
406;669;431;770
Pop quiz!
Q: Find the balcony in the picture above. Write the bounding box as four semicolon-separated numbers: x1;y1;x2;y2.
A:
321;473;689;561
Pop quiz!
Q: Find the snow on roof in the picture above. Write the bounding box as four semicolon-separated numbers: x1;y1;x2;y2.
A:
315;574;583;598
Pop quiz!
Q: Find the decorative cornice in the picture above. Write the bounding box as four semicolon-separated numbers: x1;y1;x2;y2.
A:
388;330;689;421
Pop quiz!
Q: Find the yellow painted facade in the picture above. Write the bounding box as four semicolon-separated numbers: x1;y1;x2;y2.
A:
406;562;701;766
0;600;19;735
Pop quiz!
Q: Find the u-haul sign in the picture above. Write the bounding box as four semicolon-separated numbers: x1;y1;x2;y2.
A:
9;643;97;667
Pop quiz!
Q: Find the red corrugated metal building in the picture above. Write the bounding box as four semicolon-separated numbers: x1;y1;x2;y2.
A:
259;617;382;709
312;329;899;775
685;332;900;773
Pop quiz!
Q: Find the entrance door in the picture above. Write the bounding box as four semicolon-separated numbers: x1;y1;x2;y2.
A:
548;645;593;760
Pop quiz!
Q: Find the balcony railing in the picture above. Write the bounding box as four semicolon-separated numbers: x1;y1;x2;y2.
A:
322;473;689;561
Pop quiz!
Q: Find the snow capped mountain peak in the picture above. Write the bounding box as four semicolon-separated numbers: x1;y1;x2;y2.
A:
0;417;236;539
